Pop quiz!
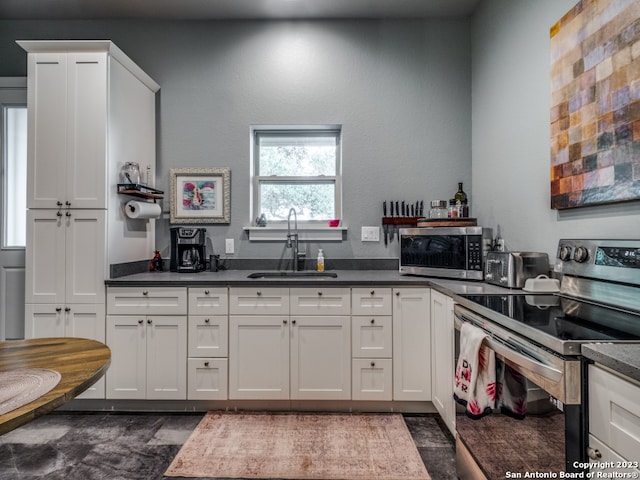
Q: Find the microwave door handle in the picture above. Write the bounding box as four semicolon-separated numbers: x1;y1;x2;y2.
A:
454;316;563;383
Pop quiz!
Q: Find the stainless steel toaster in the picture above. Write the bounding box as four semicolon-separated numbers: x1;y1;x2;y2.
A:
484;251;549;288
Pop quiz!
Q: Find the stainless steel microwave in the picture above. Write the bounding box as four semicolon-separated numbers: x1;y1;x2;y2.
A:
399;226;493;280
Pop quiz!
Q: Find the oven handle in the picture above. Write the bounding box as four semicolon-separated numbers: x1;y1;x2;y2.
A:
454;314;563;383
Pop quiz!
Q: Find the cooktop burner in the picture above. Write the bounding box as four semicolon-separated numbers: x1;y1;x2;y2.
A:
458;293;640;354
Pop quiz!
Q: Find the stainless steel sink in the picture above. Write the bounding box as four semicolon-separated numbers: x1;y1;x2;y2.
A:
247;271;338;278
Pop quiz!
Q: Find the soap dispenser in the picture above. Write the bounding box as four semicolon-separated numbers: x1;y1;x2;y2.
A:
317;249;325;272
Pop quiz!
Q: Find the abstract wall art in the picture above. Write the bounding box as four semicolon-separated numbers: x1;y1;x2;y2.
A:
170;167;230;223
550;0;640;209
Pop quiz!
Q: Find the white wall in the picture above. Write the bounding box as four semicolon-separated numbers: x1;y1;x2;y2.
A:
0;19;472;261
472;0;640;260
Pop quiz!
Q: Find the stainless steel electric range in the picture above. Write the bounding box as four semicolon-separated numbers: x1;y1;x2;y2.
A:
453;239;640;480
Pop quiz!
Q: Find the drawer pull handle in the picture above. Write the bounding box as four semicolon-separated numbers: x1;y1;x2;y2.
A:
204;290;210;295
204;361;209;367
142;291;149;296
370;319;375;324
587;448;602;460
370;362;376;367
205;318;210;323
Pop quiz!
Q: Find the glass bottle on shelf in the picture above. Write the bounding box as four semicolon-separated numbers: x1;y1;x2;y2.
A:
120;162;141;185
454;182;467;203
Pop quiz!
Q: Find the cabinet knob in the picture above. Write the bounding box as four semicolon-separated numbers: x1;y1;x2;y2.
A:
370;318;375;324
56;211;63;217
283;320;288;325
142;291;148;296
65;307;71;312
370;290;375;295
318;291;323;296
138;319;144;324
65;211;71;217
147;319;152;324
204;290;210;295
204;318;210;323
257;291;262;296
57;201;63;207
587;448;602;460
292;319;297;325
55;307;62;312
204;361;209;367
370;362;376;367
65;201;71;207
396;291;400;296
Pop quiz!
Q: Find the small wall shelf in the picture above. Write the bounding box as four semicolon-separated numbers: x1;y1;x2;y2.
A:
117;184;164;201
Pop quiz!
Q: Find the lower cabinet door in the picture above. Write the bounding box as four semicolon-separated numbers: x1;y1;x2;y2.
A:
229;316;289;400
106;315;146;399
352;358;393;401
146;316;187;400
187;358;228;400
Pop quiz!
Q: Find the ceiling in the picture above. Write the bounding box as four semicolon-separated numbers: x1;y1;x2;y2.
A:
0;0;481;20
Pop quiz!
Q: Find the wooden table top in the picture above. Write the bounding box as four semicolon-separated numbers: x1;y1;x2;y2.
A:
0;337;111;435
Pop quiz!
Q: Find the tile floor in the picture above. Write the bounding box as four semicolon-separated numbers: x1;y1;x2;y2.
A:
0;412;456;480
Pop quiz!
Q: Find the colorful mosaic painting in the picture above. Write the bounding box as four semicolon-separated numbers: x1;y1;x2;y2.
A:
550;0;640;209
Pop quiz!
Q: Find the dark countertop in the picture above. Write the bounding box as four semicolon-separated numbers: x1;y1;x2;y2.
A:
105;269;511;295
106;269;640;381
582;344;640;384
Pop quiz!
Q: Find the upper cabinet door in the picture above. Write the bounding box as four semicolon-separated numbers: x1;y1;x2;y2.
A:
66;52;107;209
27;52;108;209
27;52;68;209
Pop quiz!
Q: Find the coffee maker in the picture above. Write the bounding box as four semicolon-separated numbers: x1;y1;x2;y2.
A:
170;227;206;272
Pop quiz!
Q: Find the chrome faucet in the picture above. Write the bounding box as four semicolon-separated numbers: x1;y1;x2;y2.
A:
286;208;305;271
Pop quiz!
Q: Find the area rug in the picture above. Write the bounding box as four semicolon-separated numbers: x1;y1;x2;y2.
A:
0;368;61;415
164;412;431;480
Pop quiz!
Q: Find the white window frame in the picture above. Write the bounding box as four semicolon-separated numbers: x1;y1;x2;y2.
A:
250;125;342;226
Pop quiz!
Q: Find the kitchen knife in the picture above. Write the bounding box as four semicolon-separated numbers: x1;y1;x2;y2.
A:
383;201;388;246
419;201;424;217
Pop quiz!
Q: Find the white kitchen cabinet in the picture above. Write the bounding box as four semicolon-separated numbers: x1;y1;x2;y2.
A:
188;287;228;316
187;358;228;400
430;290;455;435
25;303;106;399
229;287;351;401
25;51;107;209
106;315;187;400
25;209;106;305
352;358;393;401
290;315;351;400
588;364;640;474
229;315;290;400
106;286;187;316
188;316;228;358
351;315;392;358
393;287;431;401
351;288;392;316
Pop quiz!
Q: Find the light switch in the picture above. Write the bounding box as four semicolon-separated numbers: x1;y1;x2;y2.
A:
225;238;234;254
361;226;380;242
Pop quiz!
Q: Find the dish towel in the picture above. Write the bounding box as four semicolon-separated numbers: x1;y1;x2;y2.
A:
454;322;497;419
497;359;528;419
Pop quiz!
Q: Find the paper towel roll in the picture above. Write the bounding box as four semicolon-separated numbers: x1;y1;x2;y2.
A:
125;200;161;219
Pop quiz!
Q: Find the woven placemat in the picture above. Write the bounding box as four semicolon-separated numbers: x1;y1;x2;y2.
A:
0;368;61;415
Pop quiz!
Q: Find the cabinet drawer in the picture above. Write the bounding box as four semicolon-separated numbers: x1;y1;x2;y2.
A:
588;435;640;477
188;287;228;315
290;288;350;315
351;316;392;358
106;287;187;315
351;288;392;316
352;358;393;401
188;316;228;357
589;365;640;463
229;287;289;315
187;358;228;400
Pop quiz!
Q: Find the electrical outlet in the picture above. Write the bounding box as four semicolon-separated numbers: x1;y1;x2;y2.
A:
361;226;380;242
225;238;235;254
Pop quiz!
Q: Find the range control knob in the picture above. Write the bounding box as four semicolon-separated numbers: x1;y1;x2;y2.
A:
559;245;572;261
574;246;589;263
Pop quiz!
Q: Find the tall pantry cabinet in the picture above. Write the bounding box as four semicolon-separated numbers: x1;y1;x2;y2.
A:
19;41;160;399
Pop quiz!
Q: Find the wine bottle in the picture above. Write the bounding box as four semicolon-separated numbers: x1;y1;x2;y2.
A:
454;182;467;203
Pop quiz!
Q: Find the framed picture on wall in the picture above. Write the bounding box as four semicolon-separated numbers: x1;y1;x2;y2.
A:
169;167;230;224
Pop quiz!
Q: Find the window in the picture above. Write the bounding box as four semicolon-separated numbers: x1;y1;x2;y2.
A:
2;105;27;247
252;126;342;225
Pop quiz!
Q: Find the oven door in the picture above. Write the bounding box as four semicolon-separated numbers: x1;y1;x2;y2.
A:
454;305;585;479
